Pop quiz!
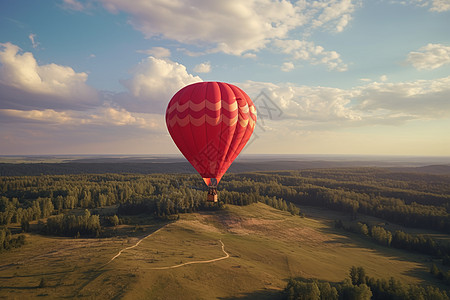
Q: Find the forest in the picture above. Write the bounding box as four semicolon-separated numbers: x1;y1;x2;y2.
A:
1;168;449;236
1;166;450;298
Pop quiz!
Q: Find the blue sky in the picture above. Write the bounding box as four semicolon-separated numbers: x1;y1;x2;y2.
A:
0;0;449;156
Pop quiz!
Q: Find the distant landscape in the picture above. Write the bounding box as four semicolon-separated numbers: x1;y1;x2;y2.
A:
1;156;450;299
1;154;450;176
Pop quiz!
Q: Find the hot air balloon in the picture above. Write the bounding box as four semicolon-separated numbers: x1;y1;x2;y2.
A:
166;82;257;202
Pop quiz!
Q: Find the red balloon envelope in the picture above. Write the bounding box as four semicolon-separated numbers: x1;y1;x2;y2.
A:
166;81;257;187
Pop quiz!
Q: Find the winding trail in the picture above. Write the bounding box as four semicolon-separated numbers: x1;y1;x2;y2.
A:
103;227;165;267
103;225;230;269
148;240;229;270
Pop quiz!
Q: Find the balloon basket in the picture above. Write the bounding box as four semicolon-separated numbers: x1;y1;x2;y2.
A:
207;187;218;203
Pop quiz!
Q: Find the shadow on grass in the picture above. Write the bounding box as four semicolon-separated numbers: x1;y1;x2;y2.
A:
68;269;105;298
0;269;76;279
311;210;442;286
218;289;284;300
0;285;39;290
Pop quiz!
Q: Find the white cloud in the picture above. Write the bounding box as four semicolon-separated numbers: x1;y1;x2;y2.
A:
400;0;450;12
240;81;360;127
137;47;171;58
193;62;211;73
355;76;450;119
28;33;39;49
0;106;167;155
0;108;74;124
242;52;257;59
430;0;450;12
0;42;98;110
310;0;358;32
274;39;348;71
62;0;86;11
240;75;450;131
281;62;294;72
100;0;356;55
0;106;163;130
94;106;160;128
406;43;450;70
380;75;388;82
120;56;202;112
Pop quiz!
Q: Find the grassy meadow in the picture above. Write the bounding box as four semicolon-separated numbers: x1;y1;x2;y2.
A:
0;202;444;299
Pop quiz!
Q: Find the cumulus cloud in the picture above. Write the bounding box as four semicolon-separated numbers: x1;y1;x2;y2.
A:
193;62;211;73
406;43;450;70
119;56;202;113
274;39;348;71
310;0;358;32
100;0;356;55
240;81;360;128
0;106;164;130
137;47;171;58
0;43;203;154
281;62;294;72
0;106;167;155
0;42;98;110
355;76;450;119
0;108;74;124
239;75;450;131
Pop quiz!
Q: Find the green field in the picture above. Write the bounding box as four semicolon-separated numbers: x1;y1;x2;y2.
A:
0;202;443;299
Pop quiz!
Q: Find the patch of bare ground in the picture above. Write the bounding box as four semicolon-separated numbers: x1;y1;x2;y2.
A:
214;212;333;246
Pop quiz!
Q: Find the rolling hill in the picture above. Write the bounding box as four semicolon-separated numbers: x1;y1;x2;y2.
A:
0;203;441;299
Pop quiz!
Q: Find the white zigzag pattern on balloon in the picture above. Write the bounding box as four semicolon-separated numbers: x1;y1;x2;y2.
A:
167;99;239;114
167;100;256;128
167;113;256;128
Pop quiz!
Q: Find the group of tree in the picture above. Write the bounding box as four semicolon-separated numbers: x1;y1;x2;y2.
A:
335;220;450;260
0;227;25;251
430;263;450;286
44;209;101;237
284;266;450;300
117;189;301;218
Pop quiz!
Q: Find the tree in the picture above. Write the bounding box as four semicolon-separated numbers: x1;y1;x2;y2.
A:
431;263;440;277
318;282;338;300
111;215;119;226
285;279;320;300
21;219;30;232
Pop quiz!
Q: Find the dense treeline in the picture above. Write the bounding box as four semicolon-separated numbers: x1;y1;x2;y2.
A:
335;220;450;258
285;266;449;300
0;168;449;234
45;210;101;237
0;162;197;176
224;170;450;233
118;189;300;217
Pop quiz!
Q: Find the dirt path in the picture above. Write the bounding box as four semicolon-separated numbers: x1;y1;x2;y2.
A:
103;227;165;267
104;226;230;270
148;240;229;270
